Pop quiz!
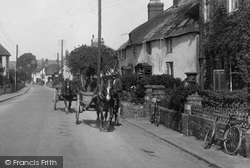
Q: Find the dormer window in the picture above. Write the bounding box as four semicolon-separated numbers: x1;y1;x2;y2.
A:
204;0;210;23
229;0;240;13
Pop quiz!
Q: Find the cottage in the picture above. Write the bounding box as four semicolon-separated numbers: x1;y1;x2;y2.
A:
0;43;11;79
32;66;45;85
118;0;200;82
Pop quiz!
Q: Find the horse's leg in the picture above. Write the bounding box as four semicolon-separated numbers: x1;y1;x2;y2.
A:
104;110;109;121
96;110;100;123
114;105;120;126
108;108;113;129
68;97;72;111
63;97;68;112
99;109;105;132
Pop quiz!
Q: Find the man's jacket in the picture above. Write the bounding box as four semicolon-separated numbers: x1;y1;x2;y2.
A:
113;78;122;93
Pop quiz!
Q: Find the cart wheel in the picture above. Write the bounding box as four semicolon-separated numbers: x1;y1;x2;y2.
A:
54;91;57;110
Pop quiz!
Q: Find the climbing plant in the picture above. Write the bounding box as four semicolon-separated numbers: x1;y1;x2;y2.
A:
202;1;250;89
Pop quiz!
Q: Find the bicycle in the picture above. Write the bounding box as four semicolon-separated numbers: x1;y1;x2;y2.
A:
149;98;161;127
203;114;243;155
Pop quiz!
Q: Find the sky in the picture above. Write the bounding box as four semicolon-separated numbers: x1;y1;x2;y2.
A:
0;0;172;61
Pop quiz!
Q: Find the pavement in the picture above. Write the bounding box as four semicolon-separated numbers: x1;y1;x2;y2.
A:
0;84;31;102
1;85;250;168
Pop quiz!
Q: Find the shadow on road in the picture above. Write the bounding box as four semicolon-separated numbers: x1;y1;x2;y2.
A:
76;119;117;132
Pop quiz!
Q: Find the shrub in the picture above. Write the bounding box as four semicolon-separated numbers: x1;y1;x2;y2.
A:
121;74;137;91
167;84;201;112
137;74;183;89
199;88;249;107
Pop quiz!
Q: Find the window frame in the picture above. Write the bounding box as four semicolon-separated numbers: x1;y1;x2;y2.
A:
165;38;172;53
121;49;126;60
165;62;173;77
228;0;240;13
204;0;211;23
146;42;152;55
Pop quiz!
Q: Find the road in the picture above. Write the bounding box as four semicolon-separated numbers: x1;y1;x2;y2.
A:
0;85;215;168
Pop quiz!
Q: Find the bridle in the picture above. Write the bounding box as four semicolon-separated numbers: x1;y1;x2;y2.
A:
97;78;113;102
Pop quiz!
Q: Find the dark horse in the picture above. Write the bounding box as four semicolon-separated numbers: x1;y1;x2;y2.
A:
61;79;76;112
86;78;118;131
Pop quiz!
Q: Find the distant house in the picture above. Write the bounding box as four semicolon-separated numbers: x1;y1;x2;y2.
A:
45;64;59;83
32;66;45;84
0;43;11;78
117;0;200;82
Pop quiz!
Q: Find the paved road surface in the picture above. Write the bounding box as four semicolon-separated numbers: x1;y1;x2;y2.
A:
0;85;215;168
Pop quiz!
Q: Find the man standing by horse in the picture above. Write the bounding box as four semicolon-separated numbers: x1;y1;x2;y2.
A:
112;72;122;125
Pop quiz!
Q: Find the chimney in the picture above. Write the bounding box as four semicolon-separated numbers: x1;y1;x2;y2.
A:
148;0;164;20
173;0;181;7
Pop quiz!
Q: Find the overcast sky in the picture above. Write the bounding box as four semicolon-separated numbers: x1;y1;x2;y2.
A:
0;0;172;61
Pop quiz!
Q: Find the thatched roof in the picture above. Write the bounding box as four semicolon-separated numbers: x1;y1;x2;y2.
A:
118;0;199;49
45;64;59;75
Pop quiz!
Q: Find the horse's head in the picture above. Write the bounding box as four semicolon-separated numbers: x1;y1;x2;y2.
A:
105;79;113;102
98;78;113;102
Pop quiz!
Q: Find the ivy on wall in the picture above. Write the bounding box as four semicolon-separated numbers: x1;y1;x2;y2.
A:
202;1;250;89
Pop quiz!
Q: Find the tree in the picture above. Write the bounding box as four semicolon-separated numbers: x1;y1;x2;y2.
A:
202;1;250;89
66;44;118;85
17;53;37;82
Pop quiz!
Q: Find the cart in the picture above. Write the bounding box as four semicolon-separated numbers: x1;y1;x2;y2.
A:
53;83;77;110
75;91;96;124
75;91;121;126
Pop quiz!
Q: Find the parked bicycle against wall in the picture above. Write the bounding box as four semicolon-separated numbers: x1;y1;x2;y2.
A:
203;113;243;155
150;98;161;127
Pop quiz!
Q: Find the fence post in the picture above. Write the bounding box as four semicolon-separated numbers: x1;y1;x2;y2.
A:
182;92;202;136
144;85;153;117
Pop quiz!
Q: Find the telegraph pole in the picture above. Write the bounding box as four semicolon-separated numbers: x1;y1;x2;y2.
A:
61;39;64;79
57;53;59;73
15;44;18;91
97;0;102;85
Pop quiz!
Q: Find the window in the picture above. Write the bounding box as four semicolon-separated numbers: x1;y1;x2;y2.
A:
229;0;240;13
146;42;152;55
213;69;226;90
118;51;122;60
165;62;173;77
204;0;210;23
121;49;126;60
165;39;172;53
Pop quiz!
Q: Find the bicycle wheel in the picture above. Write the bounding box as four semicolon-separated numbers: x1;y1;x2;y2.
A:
203;128;214;149
223;125;242;155
154;106;160;127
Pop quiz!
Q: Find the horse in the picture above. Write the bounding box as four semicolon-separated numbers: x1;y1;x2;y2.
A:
86;78;117;131
61;79;76;112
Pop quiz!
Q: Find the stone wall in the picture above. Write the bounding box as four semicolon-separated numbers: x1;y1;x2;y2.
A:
121;83;250;158
120;101;144;118
190;104;250;158
0;83;25;95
